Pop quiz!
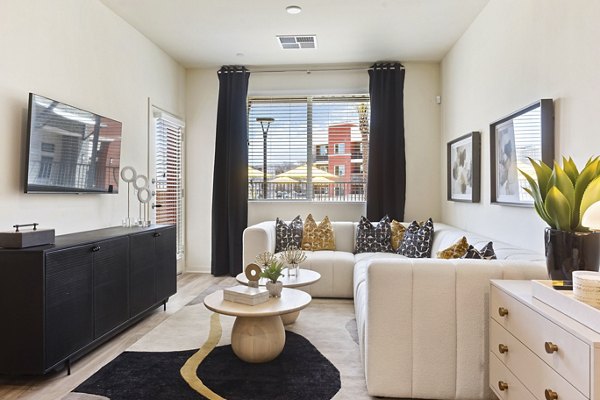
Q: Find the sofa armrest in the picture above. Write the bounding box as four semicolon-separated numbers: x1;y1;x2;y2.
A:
243;221;276;267
361;258;546;399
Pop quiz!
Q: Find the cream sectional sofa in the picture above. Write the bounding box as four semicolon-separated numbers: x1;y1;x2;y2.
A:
242;221;548;399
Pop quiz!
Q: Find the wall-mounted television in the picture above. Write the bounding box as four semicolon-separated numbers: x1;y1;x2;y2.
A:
25;93;122;194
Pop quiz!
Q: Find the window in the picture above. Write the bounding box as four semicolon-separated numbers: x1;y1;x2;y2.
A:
41;143;55;153
152;108;185;260
38;156;53;179
334;143;345;154
248;95;369;202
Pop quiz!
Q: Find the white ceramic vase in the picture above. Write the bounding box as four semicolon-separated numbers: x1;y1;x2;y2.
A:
266;281;283;297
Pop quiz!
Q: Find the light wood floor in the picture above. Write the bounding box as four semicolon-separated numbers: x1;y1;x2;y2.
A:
0;273;236;400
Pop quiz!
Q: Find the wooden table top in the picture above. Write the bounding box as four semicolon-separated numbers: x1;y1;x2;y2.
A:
203;288;312;318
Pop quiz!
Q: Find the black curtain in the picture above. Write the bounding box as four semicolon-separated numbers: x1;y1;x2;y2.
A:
211;66;250;276
366;62;406;221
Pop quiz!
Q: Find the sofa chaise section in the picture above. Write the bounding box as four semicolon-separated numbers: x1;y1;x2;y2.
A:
353;257;547;399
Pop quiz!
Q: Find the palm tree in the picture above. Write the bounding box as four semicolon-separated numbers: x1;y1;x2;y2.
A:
358;103;369;196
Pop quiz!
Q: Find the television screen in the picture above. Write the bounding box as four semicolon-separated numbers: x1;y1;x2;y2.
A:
25;93;122;193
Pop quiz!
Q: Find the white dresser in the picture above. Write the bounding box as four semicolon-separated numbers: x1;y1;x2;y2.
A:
490;280;600;400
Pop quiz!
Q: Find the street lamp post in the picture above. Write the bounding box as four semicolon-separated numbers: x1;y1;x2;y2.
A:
257;117;274;199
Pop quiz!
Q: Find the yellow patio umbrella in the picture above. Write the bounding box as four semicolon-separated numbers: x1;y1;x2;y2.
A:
269;176;299;184
311;176;334;184
248;166;270;178
276;164;338;180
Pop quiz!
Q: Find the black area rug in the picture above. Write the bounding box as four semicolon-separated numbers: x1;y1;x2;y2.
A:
73;331;340;400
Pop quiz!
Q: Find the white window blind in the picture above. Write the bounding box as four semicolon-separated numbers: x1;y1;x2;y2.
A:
154;111;184;259
248;95;370;202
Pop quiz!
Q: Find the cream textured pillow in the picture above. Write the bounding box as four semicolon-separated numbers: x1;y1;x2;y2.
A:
390;220;406;251
436;236;469;259
301;214;335;251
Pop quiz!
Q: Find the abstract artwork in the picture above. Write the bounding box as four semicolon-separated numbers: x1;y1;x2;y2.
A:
447;132;480;203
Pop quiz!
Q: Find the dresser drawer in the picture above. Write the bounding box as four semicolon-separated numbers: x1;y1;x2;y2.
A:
490;352;536;400
491;285;590;395
491;319;588;400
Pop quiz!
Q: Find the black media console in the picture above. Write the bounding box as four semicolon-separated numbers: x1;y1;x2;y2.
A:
0;225;177;375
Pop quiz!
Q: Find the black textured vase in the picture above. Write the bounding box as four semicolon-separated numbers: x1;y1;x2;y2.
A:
544;228;600;280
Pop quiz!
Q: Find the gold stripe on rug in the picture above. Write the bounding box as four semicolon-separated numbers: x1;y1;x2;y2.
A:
180;312;224;399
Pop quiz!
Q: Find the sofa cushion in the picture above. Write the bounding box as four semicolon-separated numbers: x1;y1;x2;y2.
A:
436;236;469;259
431;223;544;262
301;214;335;251
398;218;434;258
275;216;303;252
299;251;356;298
463;242;497;260
355;216;393;254
354;252;407;264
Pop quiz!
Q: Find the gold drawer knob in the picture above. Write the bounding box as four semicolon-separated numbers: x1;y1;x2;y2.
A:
545;342;559;354
498;344;509;354
498;381;509;391
498;307;509;317
545;389;558;400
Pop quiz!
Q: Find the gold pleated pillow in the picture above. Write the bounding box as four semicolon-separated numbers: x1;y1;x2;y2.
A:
301;214;335;251
436;236;470;259
390;220;406;251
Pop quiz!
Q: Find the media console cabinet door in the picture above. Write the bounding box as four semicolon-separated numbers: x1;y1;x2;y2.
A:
129;226;176;317
45;245;94;369
93;237;129;338
155;227;176;301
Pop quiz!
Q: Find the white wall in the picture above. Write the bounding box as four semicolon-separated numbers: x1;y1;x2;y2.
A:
441;0;600;253
185;69;218;273
0;1;185;236
185;63;441;272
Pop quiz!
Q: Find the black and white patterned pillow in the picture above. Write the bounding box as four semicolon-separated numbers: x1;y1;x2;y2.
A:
275;216;303;253
462;242;497;260
354;215;393;254
398;218;434;258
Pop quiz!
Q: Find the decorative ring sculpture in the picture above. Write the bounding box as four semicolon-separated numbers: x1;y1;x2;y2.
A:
137;187;152;204
133;174;149;190
120;166;137;183
244;263;262;282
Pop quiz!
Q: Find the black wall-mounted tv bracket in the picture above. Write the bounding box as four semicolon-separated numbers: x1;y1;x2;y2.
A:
13;223;38;232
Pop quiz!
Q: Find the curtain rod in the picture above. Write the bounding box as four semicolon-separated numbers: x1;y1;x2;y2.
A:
250;67;366;74
248;65;404;74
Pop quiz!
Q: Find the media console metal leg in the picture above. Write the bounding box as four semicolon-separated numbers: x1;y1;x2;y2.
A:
163;300;167;311
66;358;71;376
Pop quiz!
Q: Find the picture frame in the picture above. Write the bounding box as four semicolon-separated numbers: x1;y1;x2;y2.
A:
447;131;480;203
490;99;554;206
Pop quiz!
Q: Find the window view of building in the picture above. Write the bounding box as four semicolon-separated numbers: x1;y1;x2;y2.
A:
247;95;369;202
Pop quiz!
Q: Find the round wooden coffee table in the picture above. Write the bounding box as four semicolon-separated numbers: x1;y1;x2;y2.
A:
236;268;320;324
203;288;311;363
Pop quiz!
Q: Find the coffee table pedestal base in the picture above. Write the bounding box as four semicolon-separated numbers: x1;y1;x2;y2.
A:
231;315;285;363
281;310;300;325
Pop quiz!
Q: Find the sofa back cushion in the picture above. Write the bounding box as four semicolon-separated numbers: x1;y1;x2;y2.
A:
330;222;357;253
432;223;544;262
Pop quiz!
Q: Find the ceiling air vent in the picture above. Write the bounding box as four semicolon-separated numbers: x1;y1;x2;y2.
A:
277;35;317;50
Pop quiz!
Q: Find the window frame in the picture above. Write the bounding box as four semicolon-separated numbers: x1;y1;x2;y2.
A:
247;94;369;203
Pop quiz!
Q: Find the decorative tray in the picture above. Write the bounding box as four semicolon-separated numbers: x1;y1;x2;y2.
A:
532;280;600;334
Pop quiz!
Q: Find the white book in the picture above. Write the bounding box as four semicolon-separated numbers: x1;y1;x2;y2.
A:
223;285;270;306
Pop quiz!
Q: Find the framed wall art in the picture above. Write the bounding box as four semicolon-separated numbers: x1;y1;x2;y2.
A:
490;99;554;206
447;131;480;203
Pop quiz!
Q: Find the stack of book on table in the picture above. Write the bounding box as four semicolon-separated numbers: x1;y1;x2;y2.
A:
223;285;269;305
